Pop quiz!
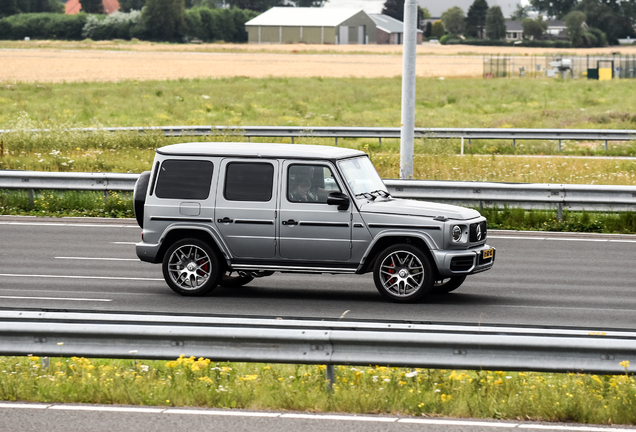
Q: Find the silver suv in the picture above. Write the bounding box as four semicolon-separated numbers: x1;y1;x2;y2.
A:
134;142;495;303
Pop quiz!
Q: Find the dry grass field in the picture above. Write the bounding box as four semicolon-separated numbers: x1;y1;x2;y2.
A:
2;40;636;82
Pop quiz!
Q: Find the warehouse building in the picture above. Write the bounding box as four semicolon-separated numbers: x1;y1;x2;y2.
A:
369;14;423;44
245;7;377;44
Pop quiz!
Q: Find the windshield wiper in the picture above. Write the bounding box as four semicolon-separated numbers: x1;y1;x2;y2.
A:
355;190;391;201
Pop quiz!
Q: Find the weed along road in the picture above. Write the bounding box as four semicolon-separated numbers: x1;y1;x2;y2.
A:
1;215;635;330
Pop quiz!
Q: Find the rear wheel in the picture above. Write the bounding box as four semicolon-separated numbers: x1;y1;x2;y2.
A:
373;244;433;303
432;276;466;294
162;239;220;296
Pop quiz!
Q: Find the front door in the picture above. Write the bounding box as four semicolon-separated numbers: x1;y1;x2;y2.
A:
278;161;351;262
215;159;278;259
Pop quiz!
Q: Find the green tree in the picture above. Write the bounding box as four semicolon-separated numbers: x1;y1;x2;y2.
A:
510;4;530;20
381;0;403;21
522;16;547;39
529;0;578;19
424;21;432;38
564;10;586;47
142;0;185;41
80;0;105;14
431;19;444;38
441;6;465;36
119;0;146;12
485;5;506;40
465;0;488;38
574;0;636;45
0;0;18;17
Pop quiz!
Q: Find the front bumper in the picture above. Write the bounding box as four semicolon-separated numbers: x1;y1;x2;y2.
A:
432;244;496;277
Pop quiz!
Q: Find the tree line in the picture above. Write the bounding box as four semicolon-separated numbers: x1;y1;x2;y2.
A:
0;0;259;42
380;0;636;47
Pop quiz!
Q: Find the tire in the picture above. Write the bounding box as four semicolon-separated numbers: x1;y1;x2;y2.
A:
373;244;433;303
432;276;467;294
219;271;254;288
133;171;151;228
162;239;221;296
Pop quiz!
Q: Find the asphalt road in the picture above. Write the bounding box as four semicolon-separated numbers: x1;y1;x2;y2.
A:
2;402;635;432
1;215;635;330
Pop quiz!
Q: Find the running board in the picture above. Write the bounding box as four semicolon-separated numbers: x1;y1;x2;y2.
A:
231;264;358;274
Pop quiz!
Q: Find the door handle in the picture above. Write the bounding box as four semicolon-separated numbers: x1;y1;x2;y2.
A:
282;219;298;226
217;217;233;223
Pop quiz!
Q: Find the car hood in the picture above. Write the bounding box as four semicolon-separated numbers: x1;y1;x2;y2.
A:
358;198;481;221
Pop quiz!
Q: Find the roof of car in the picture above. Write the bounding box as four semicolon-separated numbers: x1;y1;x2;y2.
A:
156;142;367;160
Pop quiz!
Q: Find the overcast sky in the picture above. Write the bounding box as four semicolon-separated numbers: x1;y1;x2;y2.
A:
321;0;531;16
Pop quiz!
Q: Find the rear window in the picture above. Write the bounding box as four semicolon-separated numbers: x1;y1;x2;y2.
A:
154;159;214;200
224;162;274;202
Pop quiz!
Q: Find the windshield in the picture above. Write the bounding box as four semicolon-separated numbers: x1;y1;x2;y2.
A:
338;157;388;197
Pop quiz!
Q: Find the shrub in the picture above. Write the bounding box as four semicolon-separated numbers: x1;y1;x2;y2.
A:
82;10;143;40
0;13;88;40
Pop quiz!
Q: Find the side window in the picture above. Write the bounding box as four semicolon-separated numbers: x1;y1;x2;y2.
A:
155;159;213;200
288;164;341;203
224;162;274;202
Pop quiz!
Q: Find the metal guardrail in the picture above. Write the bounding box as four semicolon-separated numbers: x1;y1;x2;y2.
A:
1;310;634;374
0;126;634;149
1;170;635;212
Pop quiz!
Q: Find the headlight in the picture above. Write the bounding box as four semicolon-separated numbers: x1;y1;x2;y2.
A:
452;225;462;242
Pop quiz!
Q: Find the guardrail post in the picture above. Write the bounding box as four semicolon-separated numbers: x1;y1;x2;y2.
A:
291;137;294;144
605;140;609;151
41;356;49;369
379;137;381;148
558;140;562;151
558;203;563;220
335;137;338;147
512;139;516;149
326;364;335;392
28;189;34;208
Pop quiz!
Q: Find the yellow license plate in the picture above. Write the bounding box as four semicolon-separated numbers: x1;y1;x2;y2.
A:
483;249;494;259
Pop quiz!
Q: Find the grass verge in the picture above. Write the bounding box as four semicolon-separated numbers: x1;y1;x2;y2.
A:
1;356;635;425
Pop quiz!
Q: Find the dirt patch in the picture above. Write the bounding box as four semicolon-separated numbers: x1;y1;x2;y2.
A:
1;41;636;83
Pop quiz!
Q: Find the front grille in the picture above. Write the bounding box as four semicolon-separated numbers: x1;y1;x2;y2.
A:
450;256;474;272
469;221;487;242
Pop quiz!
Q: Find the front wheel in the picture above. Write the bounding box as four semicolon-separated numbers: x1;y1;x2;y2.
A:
432;276;466;294
162;239;221;296
373;244;433;303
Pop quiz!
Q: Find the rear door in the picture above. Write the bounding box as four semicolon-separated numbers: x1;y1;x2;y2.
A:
215;159;278;259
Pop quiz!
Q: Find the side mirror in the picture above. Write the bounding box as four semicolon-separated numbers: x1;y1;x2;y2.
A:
327;192;350;211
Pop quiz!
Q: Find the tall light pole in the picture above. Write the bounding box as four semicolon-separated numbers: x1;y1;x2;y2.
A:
400;0;418;179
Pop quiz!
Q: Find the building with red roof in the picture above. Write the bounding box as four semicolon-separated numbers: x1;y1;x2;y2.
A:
65;0;120;15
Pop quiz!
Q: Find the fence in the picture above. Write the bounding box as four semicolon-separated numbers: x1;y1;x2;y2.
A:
1;310;634;374
483;54;636;80
2;171;636;214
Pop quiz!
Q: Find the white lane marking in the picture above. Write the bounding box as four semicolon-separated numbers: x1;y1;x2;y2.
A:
519;425;636;431
49;405;164;413
0;222;137;228
112;242;138;245
0;403;634;430
399;418;516;427
166;409;279;417
55;257;139;261
489;235;636;243
0;273;163;281
0;295;112;302
0;403;49;409
281;413;397;422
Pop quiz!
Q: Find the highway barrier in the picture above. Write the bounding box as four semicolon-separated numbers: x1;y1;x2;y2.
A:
0;310;634;375
1;170;635;213
0;125;634;150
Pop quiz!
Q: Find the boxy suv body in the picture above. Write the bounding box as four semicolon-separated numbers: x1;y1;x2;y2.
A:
134;142;495;303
